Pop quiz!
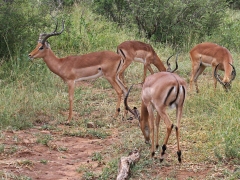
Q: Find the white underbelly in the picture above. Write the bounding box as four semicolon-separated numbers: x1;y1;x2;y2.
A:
134;57;145;64
74;68;103;82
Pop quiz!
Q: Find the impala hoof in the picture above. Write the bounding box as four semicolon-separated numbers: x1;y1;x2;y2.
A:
177;150;182;163
63;121;71;126
151;151;155;157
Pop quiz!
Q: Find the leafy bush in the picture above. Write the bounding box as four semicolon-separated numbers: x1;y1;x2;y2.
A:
92;0;228;48
208;9;240;52
227;0;240;9
0;0;63;60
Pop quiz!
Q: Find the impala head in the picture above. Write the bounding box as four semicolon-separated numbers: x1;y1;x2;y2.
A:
28;21;65;60
214;63;236;91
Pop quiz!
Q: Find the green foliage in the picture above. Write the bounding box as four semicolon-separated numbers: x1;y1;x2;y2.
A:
208;9;240;51
0;2;239;179
228;0;240;9
92;0;228;48
0;0;54;59
36;134;53;146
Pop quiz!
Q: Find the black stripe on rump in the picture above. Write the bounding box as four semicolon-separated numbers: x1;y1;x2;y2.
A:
164;86;174;105
119;49;126;59
181;85;186;106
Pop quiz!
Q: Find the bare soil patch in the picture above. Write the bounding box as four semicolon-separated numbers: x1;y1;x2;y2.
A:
0;124;237;180
0;126;118;180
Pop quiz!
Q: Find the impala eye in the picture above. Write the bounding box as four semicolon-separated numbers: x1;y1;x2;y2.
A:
39;46;44;50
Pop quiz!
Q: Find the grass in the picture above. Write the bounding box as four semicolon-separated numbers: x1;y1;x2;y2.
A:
0;170;32;180
0;3;240;180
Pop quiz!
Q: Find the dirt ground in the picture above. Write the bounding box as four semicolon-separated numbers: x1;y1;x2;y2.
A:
0;124;237;180
0;126;117;180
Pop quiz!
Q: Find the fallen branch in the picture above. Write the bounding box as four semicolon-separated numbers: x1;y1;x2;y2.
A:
116;149;140;180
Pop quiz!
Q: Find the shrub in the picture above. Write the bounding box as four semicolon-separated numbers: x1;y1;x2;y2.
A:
92;0;228;48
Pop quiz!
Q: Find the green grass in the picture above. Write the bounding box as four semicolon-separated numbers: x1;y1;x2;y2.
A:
0;3;240;180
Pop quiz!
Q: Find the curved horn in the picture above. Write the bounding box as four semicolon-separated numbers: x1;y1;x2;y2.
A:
170;53;179;73
124;85;140;120
214;64;225;86
41;20;65;45
166;54;174;70
229;63;236;81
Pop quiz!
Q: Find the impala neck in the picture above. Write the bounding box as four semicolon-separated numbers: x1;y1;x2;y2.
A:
43;49;63;76
153;55;167;72
223;62;233;83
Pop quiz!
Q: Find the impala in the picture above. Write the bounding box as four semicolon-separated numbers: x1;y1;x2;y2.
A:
28;22;127;124
189;42;236;93
125;71;187;163
117;40;176;86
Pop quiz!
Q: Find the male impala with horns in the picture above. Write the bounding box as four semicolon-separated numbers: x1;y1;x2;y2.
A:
28;21;127;124
189;42;236;93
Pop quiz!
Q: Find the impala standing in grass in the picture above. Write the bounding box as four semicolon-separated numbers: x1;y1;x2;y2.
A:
125;70;187;163
189;42;236;93
29;22;127;124
117;40;177;86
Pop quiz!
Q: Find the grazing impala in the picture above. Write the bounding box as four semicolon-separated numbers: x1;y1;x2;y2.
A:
117;40;176;86
189;42;236;93
125;72;187;163
29;22;127;123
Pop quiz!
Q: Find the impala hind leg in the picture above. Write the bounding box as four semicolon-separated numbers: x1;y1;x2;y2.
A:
175;106;183;163
107;78;124;119
190;63;206;93
118;58;132;89
157;110;173;162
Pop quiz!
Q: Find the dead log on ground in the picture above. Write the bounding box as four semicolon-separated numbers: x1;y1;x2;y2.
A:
116;149;140;180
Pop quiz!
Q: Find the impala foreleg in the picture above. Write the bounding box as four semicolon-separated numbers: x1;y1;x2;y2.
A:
146;104;155;157
190;63;206;93
212;66;218;90
67;81;75;123
143;64;154;83
155;113;161;150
